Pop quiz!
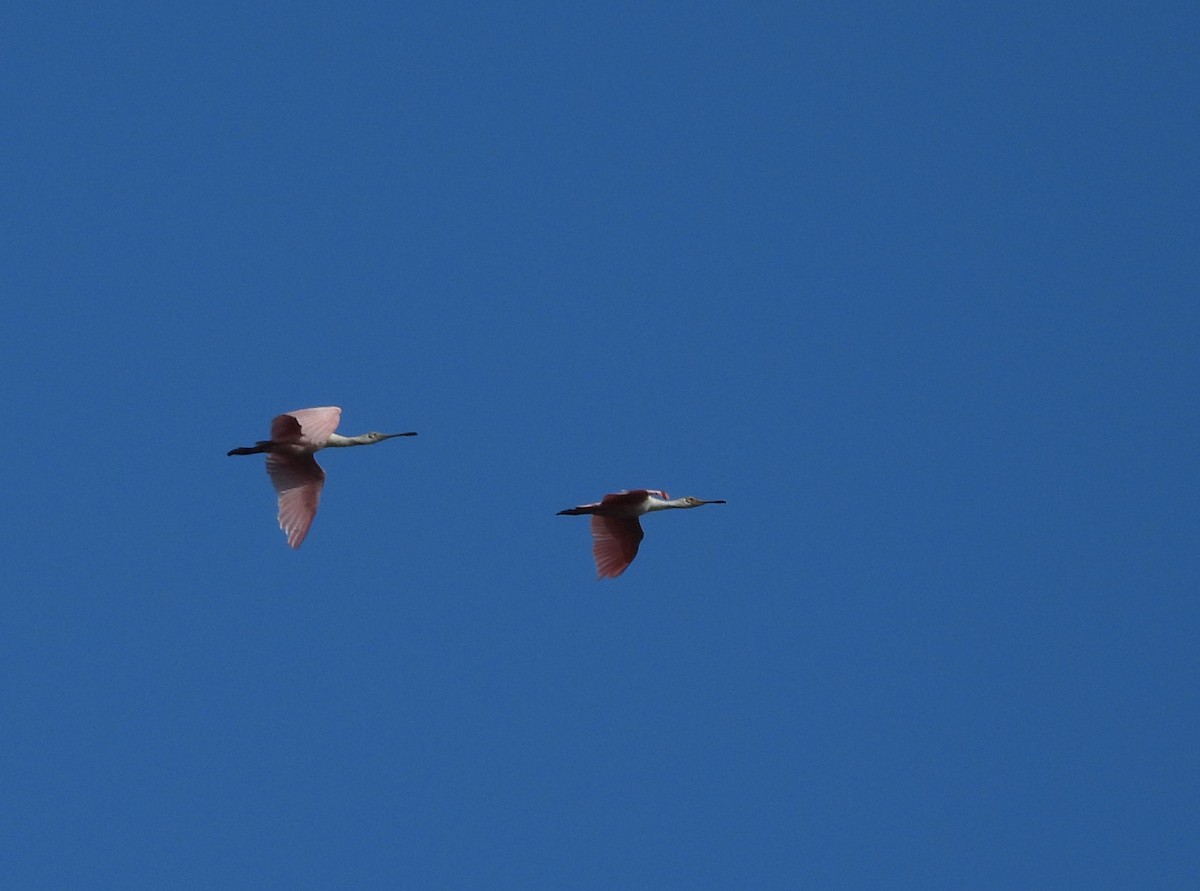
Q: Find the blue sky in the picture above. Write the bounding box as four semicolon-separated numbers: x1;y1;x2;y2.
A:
3;2;1196;887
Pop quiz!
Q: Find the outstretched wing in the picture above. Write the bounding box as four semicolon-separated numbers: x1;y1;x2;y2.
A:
271;406;342;449
590;515;644;579
266;453;326;548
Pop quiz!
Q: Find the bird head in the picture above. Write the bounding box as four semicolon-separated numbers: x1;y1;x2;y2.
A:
682;497;726;507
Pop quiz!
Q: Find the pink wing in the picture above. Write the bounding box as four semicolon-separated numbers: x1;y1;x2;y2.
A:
267;453;325;548
591;515;644;578
271;406;342;448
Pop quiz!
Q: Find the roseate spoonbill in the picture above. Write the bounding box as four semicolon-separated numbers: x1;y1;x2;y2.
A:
557;489;726;578
227;406;416;548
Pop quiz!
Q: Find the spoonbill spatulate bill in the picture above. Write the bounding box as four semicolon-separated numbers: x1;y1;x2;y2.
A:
557;489;726;578
227;406;416;548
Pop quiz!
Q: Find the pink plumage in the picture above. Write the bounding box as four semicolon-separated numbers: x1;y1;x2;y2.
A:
558;488;725;578
266;452;325;548
590;514;646;579
228;406;416;548
271;406;343;448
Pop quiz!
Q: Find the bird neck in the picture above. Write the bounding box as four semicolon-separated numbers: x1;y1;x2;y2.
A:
645;496;689;512
325;432;374;447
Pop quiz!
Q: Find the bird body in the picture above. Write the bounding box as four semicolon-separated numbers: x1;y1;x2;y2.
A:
228;406;416;548
558;489;726;578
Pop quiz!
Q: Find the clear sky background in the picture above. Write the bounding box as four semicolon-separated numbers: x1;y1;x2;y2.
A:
3;2;1196;888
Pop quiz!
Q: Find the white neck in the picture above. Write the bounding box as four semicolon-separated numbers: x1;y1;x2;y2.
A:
645;495;691;511
325;432;374;447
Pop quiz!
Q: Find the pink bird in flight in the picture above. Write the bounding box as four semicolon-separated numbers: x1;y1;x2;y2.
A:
228;406;416;548
558;489;726;578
